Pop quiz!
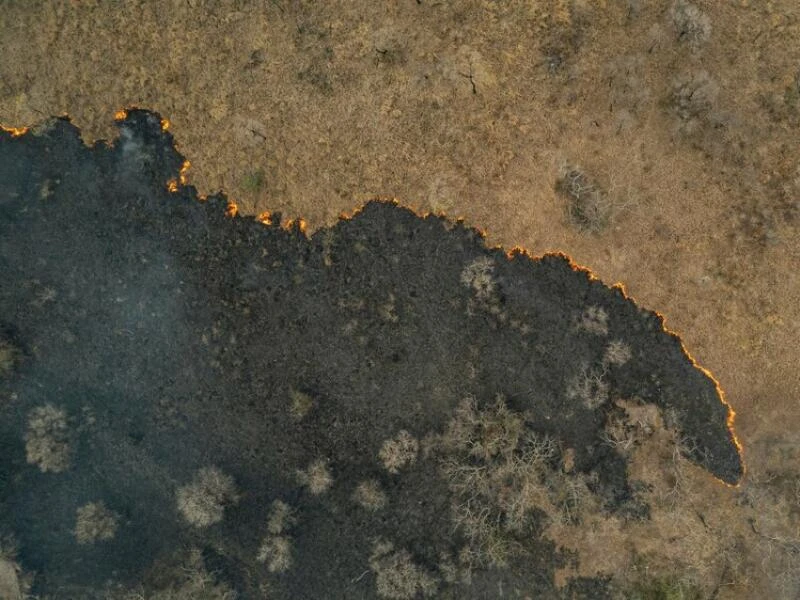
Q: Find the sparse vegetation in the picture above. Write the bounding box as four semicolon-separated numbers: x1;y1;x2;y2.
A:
378;430;419;474
74;501;119;544
176;466;240;528
24;403;72;473
296;458;333;495
602;401;661;455
437;550;473;586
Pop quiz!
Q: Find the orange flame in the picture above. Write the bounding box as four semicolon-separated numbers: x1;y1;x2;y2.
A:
164;161;191;194
225;201;239;218
114;109;128;121
0;124;29;137
161;118;170;132
283;218;307;234
178;160;190;185
256;211;273;225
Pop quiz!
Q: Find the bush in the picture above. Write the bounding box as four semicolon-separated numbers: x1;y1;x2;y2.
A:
257;500;296;573
369;539;439;599
24;403;72;473
603;340;632;367
296;458;333;495
74;501;119;545
566;364;610;410
0;533;32;599
352;479;388;511
669;1;711;50
240;169;265;194
0;336;21;379
556;167;612;233
176;466;240;528
670;71;719;135
576;305;609;335
288;388;314;421
459;257;497;302
257;535;292;573
378;430;419;474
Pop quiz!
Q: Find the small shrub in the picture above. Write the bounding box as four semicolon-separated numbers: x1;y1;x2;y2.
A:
0;336;21;379
460;257;497;301
379;430;419;474
257;500;297;573
257;535;292;573
353;479;388;511
176;466;240;528
437;550;473;586
288;388;314;421
669;1;711;50
24;403;72;473
566;364;610;410
576;305;609;335
0;533;32;599
670;71;719;135
297;458;333;495
604;340;632;366
369;539;439;599
556;167;612;233
74;501;119;545
266;499;296;535
241;169;265;194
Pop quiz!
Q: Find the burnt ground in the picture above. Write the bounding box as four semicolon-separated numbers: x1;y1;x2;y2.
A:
0;111;741;598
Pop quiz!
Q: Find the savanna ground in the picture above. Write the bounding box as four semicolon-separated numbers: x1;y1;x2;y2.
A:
0;1;798;598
